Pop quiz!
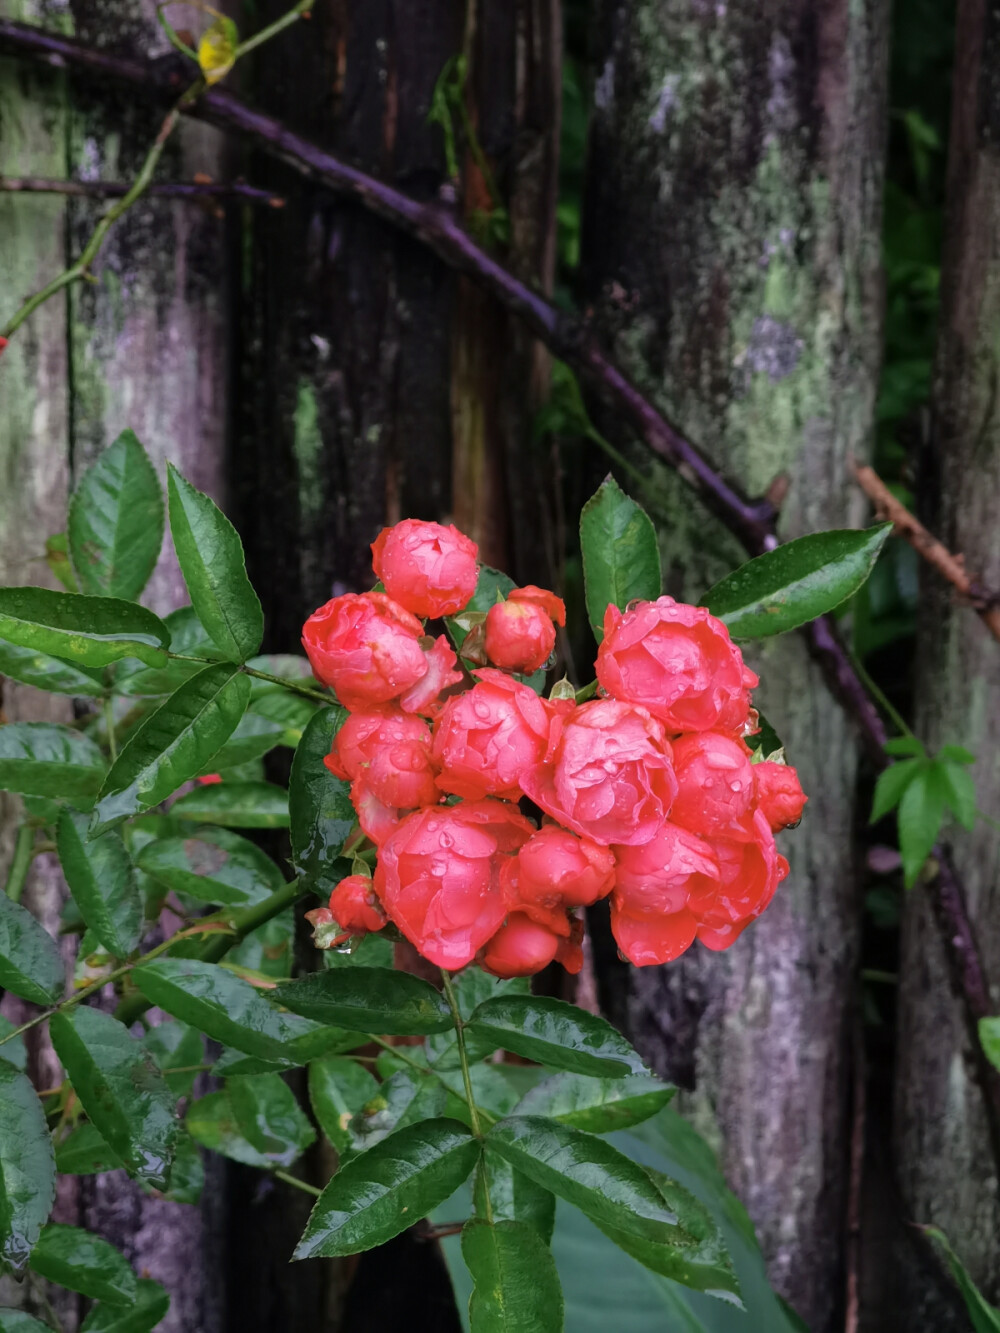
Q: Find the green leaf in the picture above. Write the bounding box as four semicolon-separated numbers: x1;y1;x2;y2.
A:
249;688;321;747
0;640;105;696
589;1165;739;1299
347;1068;448;1154
467;996;646;1078
0;1313;55;1333
309;1056;380;1154
212;1022;365;1077
168;781;289;828
0;722;106;806
133;958;306;1063
226;908;296;981
897;765;946;887
157;1133;203;1205
185;1090;277;1168
462;1218;564;1333
273;968;454;1036
142;1021;204;1098
870;758;921;823
294;1119;480;1259
938;744;975;765
80;1277;171;1333
30;1223;138;1305
937;759;977;831
0;588;169;669
44;532;78;592
197;712;286;772
226;1074;317;1167
980;1018;1000;1074
289;706;354;895
54;1123;122;1176
474;1151;555;1243
486;1117;688;1247
702;525;892;639
113;605;218;698
0;1063;56;1274
136;828;285;908
0;890;64;1005
427;972;530;1070
68;430;164;601
580;477;661;641
923;1227;1000;1332
57;810;142;957
49;1006;177;1190
0;1016;28;1072
167;463;263;663
513;1073;675;1134
92;664;251;833
883;735;926;758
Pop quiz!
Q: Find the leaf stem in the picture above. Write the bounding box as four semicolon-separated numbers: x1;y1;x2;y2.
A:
165;652;334;705
574;679;598;704
104;695;118;764
273;1168;322;1198
3;823;34;905
440;971;495;1225
850;651;914;742
233;0;313;58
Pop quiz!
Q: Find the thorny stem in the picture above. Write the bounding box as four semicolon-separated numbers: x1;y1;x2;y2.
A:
3;823;34;905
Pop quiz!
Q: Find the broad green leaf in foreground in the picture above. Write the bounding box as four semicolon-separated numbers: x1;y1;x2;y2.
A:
0;1063;56;1274
57;809;142;957
197;712;286;772
474;1151;555;1243
80;1277;171;1333
226;1074;317;1167
486;1116;688;1247
0;1016;28;1072
467;995;646;1078
289;705;354;895
294;1119;480;1259
49;1006;177;1190
273;967;454;1036
30;1223;138;1305
462;1218;564;1333
0;889;64;1005
0;722;106;807
0;587;169;668
308;1056;380;1154
92;664;251;832
347;1068;447;1154
54;1123;122;1176
186;1090;281;1169
513;1073;675;1134
68;429;164;601
701;524;891;639
167;463;263;663
0;639;105;696
580;477;661;642
169;780;290;828
133;958;306;1063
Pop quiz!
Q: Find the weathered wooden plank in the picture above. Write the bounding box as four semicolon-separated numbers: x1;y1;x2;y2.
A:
581;3;889;1328
893;0;1000;1322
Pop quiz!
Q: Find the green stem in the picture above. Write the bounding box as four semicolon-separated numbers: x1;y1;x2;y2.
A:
166;652;334;706
3;824;34;905
234;0;313;58
1;95;195;341
574;679;599;704
104;696;118;764
439;971;481;1138
851;652;915;742
273;1168;322;1198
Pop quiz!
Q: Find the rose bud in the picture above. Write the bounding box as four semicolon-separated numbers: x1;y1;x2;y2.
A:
519;698;677;846
753;761;807;831
484;585;565;674
302;592;428;709
371;518;479;618
668;731;755;834
432;669;561;801
374;799;534;970
481;912;562;977
329;874;387;934
596;596;757;733
610;902;700;967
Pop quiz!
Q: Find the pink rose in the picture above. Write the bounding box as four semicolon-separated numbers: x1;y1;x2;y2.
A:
596;596;757;733
302;592;428;710
668;731;755;834
371;519;479;618
519;698;677;846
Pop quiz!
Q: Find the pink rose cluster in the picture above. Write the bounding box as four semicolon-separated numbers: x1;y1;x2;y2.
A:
301;519;805;977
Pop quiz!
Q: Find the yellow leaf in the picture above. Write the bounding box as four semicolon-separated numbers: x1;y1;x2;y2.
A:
198;17;239;84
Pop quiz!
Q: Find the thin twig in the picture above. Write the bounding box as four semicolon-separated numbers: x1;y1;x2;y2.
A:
852;460;1000;642
0;175;285;206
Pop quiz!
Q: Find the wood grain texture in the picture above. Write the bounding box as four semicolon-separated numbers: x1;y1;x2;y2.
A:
581;3;889;1328
893;0;1000;1322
